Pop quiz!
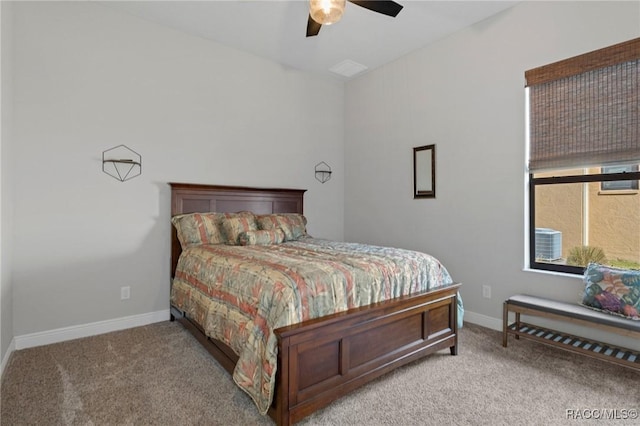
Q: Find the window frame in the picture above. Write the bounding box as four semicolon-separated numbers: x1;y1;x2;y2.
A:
528;170;640;274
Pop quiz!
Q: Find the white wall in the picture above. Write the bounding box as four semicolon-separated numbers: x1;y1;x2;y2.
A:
11;2;344;337
1;1;15;371
345;1;640;349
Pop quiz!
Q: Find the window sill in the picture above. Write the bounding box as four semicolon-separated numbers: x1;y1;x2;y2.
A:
522;267;583;280
597;189;638;196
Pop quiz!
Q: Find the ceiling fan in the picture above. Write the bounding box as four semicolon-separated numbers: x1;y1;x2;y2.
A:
307;0;403;37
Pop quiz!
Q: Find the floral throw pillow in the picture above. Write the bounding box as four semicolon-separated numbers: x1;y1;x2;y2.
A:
581;263;640;320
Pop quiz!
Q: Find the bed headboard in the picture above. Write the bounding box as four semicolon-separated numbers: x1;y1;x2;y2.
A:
169;183;306;277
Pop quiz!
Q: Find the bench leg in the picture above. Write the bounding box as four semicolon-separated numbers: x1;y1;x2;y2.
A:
514;312;520;340
502;302;508;347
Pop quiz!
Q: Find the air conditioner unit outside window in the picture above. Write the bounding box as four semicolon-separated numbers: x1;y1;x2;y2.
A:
535;228;562;261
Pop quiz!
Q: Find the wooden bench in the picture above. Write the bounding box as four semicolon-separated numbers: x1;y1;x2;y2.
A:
503;294;640;371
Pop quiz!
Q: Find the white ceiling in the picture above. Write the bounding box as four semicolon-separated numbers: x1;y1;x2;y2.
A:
101;0;519;80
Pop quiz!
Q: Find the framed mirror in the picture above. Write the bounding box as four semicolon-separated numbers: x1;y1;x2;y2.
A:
413;144;435;198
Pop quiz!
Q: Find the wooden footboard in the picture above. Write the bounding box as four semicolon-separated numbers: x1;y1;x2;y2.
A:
172;283;460;425
271;283;460;425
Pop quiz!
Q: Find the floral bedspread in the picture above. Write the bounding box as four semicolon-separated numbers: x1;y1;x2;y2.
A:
171;238;455;414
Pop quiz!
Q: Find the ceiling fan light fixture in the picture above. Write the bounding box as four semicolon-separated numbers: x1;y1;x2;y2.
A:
309;0;346;25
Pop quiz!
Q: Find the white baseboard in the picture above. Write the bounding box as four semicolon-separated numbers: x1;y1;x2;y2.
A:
0;337;16;378
4;309;504;353
463;310;502;332
14;309;170;350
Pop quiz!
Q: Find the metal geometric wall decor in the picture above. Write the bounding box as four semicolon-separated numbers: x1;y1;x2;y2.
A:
102;145;142;182
315;161;332;184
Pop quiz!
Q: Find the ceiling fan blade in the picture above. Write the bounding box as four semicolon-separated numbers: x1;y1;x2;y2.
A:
348;1;403;17
306;14;322;37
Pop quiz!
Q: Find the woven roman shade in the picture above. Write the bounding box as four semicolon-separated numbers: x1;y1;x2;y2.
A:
526;38;640;172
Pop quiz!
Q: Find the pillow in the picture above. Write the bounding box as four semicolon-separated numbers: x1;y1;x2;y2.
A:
222;211;255;219
257;214;307;241
217;211;256;243
238;229;285;246
171;213;225;249
222;216;258;245
581;263;640;320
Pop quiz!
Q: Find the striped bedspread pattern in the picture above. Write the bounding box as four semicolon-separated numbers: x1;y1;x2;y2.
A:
171;238;453;414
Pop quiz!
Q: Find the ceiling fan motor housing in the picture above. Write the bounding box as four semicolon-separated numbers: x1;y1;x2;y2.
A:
309;0;346;25
306;0;403;37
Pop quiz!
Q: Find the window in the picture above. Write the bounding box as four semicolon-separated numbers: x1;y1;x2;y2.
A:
601;165;639;191
526;38;640;274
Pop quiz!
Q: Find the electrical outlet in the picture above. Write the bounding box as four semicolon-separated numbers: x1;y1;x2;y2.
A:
482;285;491;299
121;286;130;300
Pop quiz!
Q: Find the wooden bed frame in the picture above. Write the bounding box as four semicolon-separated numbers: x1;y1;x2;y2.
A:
169;182;461;425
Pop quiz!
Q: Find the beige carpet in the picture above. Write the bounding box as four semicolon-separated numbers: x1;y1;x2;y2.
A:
1;321;638;425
